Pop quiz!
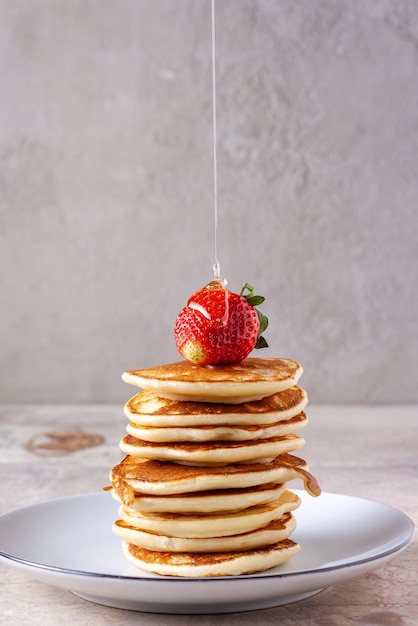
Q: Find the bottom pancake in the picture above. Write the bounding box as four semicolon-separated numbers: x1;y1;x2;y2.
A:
122;538;301;577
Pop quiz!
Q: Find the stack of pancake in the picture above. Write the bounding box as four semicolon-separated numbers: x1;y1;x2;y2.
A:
109;357;320;577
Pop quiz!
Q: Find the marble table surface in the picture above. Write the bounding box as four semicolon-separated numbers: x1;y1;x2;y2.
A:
0;403;417;626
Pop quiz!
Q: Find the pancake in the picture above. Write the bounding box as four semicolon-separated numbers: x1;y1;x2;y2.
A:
119;433;305;465
125;411;307;443
122;538;301;577
117;491;300;539
109;351;321;577
124;386;308;427
110;453;321;501
113;512;297;553
111;482;286;513
122;358;303;403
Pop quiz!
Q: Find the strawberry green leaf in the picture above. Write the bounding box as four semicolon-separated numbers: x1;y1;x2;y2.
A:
255;335;269;349
240;282;269;350
257;310;269;335
246;295;265;306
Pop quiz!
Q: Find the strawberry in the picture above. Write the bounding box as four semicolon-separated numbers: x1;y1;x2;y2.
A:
174;279;268;365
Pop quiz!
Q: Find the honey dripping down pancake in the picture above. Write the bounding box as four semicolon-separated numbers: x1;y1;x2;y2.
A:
110;453;321;500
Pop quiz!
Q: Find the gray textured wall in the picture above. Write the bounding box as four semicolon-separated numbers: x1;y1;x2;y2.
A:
1;0;417;404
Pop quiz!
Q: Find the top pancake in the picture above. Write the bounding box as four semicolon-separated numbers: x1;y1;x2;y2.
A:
122;358;303;403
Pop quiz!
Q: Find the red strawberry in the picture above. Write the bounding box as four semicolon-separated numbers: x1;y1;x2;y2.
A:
174;279;268;365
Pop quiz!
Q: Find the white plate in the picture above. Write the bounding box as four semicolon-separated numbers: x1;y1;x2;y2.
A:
0;491;414;614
